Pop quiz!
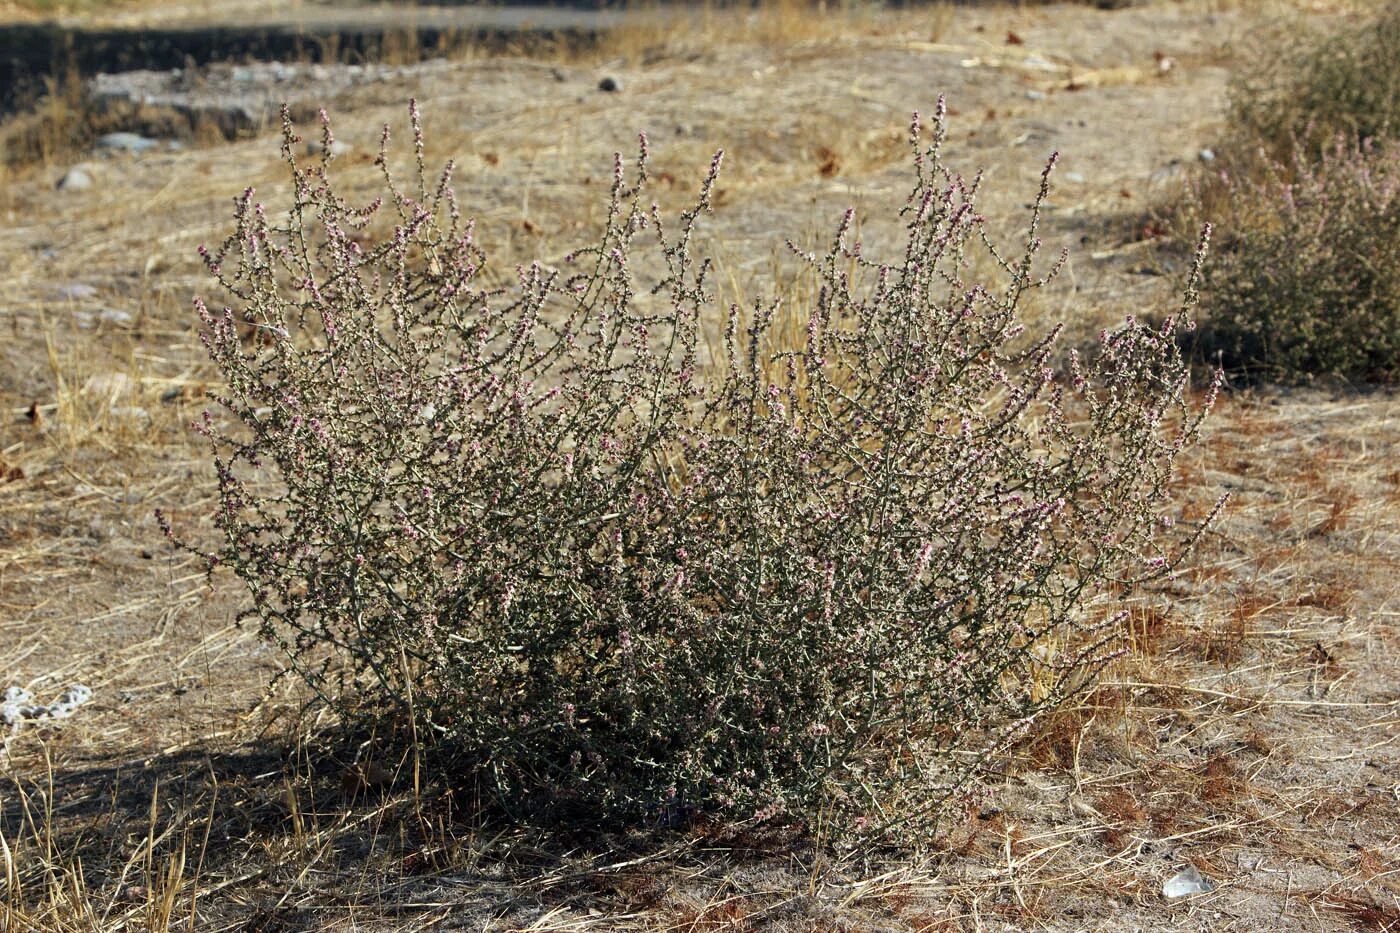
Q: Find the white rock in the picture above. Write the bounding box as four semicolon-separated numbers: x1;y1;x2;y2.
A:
83;371;135;398
54;282;98;301
97;131;160;154
47;685;93;717
306;139;352;158
2;684;94;727
56;165;95;191
1163;865;1214;899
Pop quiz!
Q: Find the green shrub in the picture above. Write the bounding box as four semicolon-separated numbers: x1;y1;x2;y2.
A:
1178;2;1400;385
1227;2;1400;162
1195;137;1400;385
166;102;1219;840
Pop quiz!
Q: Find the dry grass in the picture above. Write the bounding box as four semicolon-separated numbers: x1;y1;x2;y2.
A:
2;0;1397;929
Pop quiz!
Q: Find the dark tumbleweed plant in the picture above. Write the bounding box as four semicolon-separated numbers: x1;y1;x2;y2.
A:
164;100;1221;840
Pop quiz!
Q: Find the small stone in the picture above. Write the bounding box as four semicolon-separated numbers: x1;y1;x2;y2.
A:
54;283;98;301
96;132;160;154
306;139;352;158
1063;171;1086;183
1198;148;1216;163
1025;89;1046;101
56;165;94;191
83;372;135;398
598;76;621;93
1163;865;1214;899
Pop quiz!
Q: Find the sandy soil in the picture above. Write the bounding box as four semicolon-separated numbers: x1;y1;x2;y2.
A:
1;2;1396;930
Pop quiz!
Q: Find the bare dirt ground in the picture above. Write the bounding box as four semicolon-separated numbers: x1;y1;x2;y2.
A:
1;2;1397;930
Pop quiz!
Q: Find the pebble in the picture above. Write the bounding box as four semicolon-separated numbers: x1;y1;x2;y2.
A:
83;372;135;398
1163;865;1214;899
598;76;621;93
306;139;353;158
56;165;94;191
76;308;135;328
1198;147;1216;162
97;131;161;154
54;283;98;301
1025;89;1046;101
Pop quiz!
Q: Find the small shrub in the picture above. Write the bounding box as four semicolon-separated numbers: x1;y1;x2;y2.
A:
1193;135;1400;384
169;101;1219;840
1227;2;1400;163
1171;2;1400;385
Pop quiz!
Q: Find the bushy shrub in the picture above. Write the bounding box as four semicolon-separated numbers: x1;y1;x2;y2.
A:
1177;2;1400;385
1227;2;1400;163
169;102;1219;839
1194;136;1400;384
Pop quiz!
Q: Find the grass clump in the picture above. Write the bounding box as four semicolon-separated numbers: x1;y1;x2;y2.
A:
1182;2;1400;385
167;100;1219;842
